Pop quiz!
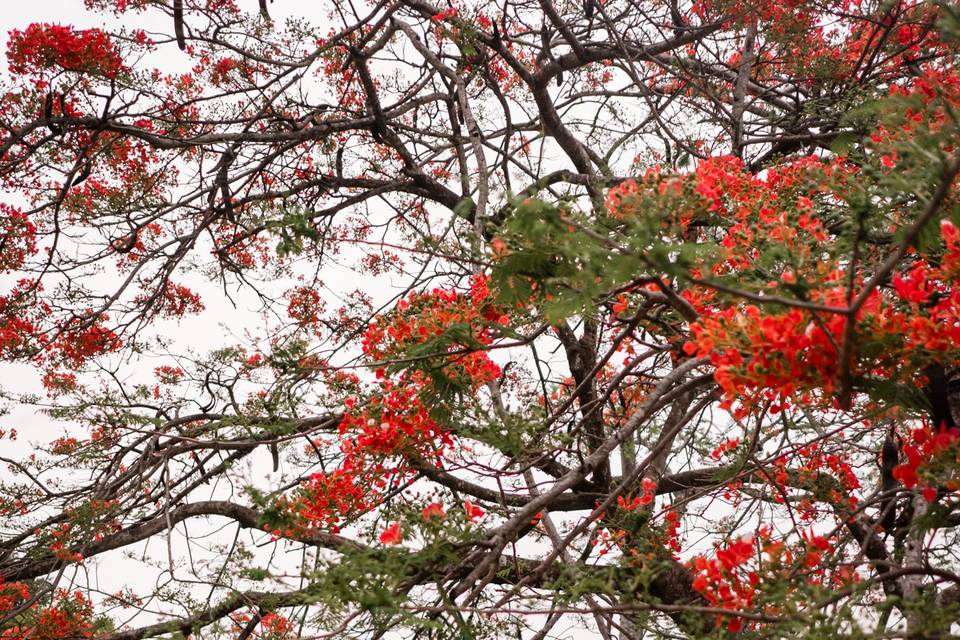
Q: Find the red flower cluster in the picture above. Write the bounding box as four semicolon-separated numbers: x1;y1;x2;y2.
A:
7;23;124;78
232;610;295;640
0;288;42;360
341;377;452;457
710;437;740;460
134;282;205;319
681;215;960;417
616;477;658;509
83;0;152;11
48;523;83;564
663;507;681;553
799;531;833;569
689;529;836;632
1;590;94;639
684;302;850;415
361;274;503;389
871;69;960;164
154;365;185;385
286;285;325;328
56;319;123;367
1;288;122;369
0;577;30;615
431;7;458;21
50;436;81;455
42;371;78;396
690;535;759;632
608;155;840;281
0;207;36;272
283;463;373;534
270;278;507;537
258;612;295;639
892;423;959;493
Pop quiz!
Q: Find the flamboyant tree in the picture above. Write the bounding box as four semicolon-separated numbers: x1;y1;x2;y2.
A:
0;0;959;637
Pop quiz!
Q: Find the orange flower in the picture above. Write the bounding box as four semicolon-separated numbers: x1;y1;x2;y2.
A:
422;502;445;521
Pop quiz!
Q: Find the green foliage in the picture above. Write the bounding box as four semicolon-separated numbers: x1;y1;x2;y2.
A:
489;187;726;326
240;567;272;581
271;209;322;257
384;321;486;405
492;197;630;322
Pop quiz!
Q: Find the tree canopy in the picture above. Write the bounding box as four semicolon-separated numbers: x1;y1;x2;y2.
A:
1;0;960;637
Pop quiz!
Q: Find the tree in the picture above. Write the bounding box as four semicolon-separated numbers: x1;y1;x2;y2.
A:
0;0;959;637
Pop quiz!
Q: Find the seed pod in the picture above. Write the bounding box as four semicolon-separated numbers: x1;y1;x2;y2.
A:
174;0;186;50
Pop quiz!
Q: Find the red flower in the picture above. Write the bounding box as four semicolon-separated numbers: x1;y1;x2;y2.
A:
891;265;932;303
378;521;403;545
463;500;485;522
892;463;919;489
